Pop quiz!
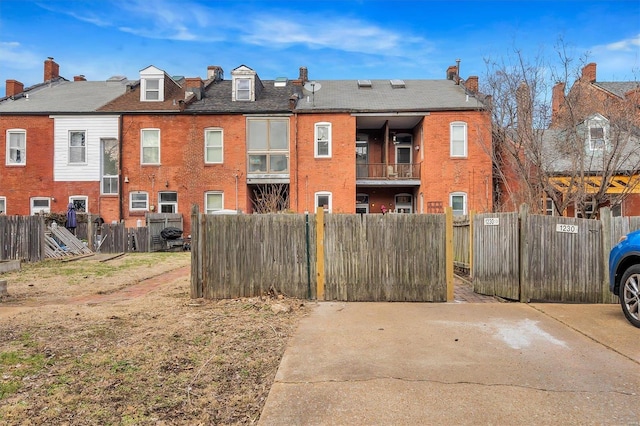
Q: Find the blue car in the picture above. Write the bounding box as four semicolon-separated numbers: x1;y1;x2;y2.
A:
609;229;640;328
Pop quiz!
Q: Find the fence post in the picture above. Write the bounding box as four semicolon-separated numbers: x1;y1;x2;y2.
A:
445;207;454;302
518;204;529;302
469;210;475;279
190;204;202;299
600;206;612;303
316;206;325;301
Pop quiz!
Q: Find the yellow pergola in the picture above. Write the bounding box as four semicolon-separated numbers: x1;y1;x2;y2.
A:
549;175;640;194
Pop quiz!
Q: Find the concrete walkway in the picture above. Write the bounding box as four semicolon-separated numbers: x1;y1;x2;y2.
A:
259;302;639;425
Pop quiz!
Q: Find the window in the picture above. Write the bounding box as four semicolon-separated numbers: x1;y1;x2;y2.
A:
247;118;289;173
69;196;88;213
315;191;332;213
205;192;223;214
101;138;118;195
69;131;87;164
0;196;6;214
144;78;160;101
545;198;555;216
395;193;413;213
589;126;605;151
315;123;331;158
130;192;149;211
236;78;251;101
205;128;223;163
6;129;26;165
450;192;467;216
30;197;51;215
159;192;177;213
141;129;160;164
356;193;369;214
450;122;467;157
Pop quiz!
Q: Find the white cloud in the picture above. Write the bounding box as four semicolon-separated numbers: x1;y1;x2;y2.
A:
0;42;40;69
603;34;640;52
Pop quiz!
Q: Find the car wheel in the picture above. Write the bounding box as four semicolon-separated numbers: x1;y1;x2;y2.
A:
619;264;640;328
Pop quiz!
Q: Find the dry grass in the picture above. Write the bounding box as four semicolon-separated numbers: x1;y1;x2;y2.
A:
0;252;308;425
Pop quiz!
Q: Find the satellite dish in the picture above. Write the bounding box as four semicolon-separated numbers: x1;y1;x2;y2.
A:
303;81;321;94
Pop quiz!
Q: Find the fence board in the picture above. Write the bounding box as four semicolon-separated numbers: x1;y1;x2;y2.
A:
473;212;520;300
0;215;45;262
147;214;184;252
453;216;470;268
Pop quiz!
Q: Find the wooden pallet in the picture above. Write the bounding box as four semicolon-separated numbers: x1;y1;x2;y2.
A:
45;226;93;258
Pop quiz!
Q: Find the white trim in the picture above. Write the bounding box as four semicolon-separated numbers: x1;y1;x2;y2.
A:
395;193;413;213
30;197;51;215
314;122;332;158
6;129;26;166
0;196;6;214
140;128;160;165
158;191;178;214
204;128;224;164
205;191;224;214
68;130;87;165
450;122;468;158
315;191;332;213
69;195;88;213
449;192;467;216
130;191;149;211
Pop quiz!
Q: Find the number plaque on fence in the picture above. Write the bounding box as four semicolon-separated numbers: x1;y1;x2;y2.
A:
556;224;578;234
483;217;500;226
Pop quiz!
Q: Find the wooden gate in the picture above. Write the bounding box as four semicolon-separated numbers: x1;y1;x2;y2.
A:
472;212;519;300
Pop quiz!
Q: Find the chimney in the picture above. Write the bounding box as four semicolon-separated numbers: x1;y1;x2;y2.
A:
516;81;532;136
581;63;597;83
6;80;24;97
44;57;60;82
185;77;204;100
299;67;308;83
446;65;458;80
551;82;566;128
207;66;224;82
74;75;86;82
465;76;478;93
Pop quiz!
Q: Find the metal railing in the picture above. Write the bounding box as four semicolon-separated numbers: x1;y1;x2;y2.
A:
356;163;421;179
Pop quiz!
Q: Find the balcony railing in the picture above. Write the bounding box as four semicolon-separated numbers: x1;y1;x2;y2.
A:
356;163;421;180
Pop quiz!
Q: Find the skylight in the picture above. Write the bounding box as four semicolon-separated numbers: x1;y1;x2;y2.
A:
390;79;406;88
357;80;372;88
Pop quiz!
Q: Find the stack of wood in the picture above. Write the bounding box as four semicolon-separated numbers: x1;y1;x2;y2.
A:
45;225;93;258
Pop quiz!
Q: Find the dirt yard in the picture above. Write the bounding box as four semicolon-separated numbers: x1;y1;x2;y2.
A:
0;252;309;425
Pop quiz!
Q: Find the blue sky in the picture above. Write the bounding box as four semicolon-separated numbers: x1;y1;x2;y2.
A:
0;0;638;97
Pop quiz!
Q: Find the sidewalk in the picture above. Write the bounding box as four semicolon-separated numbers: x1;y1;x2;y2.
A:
259;302;639;425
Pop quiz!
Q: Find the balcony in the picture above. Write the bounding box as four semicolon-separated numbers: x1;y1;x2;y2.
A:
356;163;421;180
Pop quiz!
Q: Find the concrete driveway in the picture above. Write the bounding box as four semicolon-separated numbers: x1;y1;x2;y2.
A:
259;302;639;425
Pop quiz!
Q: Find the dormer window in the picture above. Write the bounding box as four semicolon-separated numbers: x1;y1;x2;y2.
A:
589;126;605;151
231;65;262;102
236;78;251;101
139;65;165;102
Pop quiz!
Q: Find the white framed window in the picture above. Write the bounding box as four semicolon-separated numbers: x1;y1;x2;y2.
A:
205;191;223;214
143;78;161;101
30;197;51;215
545;197;555;216
314;122;332;158
395;193;413;213
69;196;88;213
130;191;149;211
205;128;223;163
159;191;178;213
315;191;332;213
236;78;251;101
450;122;467;158
141;129;160;164
247;118;289;173
101;138;118;195
6;129;26;165
69;130;87;164
450;192;467;216
0;196;6;214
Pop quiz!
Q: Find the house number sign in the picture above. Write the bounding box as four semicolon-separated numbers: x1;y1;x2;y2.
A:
556;224;578;234
483;218;500;226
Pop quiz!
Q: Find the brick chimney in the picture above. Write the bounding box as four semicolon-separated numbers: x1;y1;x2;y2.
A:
74;75;86;82
446;65;458;80
551;82;566;128
581;63;597;83
44;57;60;81
185;77;204;100
465;76;478;93
207;66;223;82
516;81;532;135
299;67;308;83
6;80;24;97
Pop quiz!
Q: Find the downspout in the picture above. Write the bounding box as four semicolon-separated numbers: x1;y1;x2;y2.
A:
235;173;238;211
118;115;124;222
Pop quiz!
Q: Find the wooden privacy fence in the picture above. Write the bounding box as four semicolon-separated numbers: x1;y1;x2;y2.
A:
0;215;45;262
97;224;149;253
191;206;453;302
473;206;640;303
453;216;470;269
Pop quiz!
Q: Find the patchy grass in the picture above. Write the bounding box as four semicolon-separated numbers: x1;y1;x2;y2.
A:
0;253;308;425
